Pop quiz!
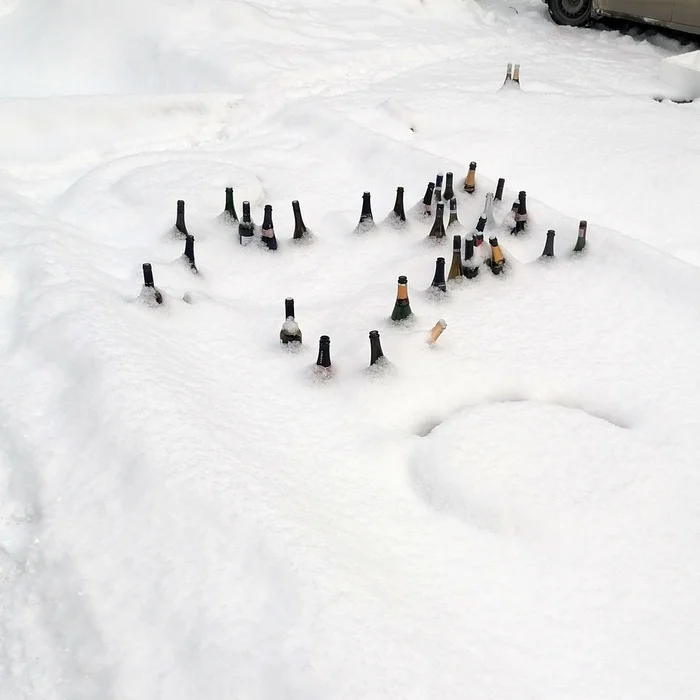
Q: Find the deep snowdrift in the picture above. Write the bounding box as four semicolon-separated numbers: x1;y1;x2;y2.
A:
1;1;699;699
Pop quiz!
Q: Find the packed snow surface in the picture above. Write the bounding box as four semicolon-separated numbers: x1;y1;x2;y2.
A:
1;0;700;698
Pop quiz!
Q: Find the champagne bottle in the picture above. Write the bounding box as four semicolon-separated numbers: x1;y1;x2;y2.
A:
483;193;495;228
435;184;442;204
443;172;455;201
355;191;374;233
474;212;487;247
464;161;477;194
292;200;309;240
392;187;406;223
430;257;447;293
428;319;447;345
448;235;463;280
391;275;413;321
511;190;527;235
141;263;163;305
261;204;278;250
183;234;197;272
573;220;587;253
487;236;505;275
239;201;254;246
428;202;446;240
280;297;302;345
541;229;555;258
315;335;332;371
435;172;444;197
463;235;479;279
175;199;188;237
513;64;521;86
369;330;386;366
448;197;460;228
502;62;513;88
494;178;505;202
422;182;435;217
224;187;238;222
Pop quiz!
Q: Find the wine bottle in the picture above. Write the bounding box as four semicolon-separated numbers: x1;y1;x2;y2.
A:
391;275;413;321
175;199;188;237
511;190;527;235
474;212;487;247
448;235;463;280
464;162;477;194
502;62;513;88
430;257;447;293
448;197;460;228
513;64;521;86
428;202;446;240
280;297;302;345
315;335;332;371
573;220;587;253
261;205;278;250
355;191;374;233
183;234;197;272
422;182;435;217
141;263;163;305
487;236;505;275
239;201;254;246
224;187;238;222
435;172;444;198
463;235;479;279
435;184;442;204
428;319;447;345
443;172;455;201
494;178;506;202
392;187;406;223
292;200;309;240
369;330;386;366
541;229;555;258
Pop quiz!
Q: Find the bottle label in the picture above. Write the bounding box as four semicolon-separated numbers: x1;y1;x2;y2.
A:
514;212;527;222
240;233;254;245
262;228;275;238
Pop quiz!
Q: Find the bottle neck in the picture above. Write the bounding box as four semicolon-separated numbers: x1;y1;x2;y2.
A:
361;195;373;218
423;184;435;205
242;202;251;223
495;179;505;201
285;298;295;319
396;283;409;301
262;206;273;230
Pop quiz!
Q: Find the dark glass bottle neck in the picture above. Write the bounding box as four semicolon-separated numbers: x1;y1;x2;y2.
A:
316;338;331;367
262;205;274;230
225;188;235;213
542;231;555;256
142;263;154;287
495;178;505;201
518;192;527;213
184;235;195;264
285;298;295;319
423;183;435;205
361;193;373;218
242;201;251;223
369;332;384;364
464;237;474;260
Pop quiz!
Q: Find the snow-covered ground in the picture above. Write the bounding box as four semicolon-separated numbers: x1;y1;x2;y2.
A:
1;0;700;698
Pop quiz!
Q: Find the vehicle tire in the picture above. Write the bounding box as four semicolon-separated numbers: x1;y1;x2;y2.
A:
547;0;593;26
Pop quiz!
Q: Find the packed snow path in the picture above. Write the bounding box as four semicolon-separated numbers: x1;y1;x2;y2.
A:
1;1;699;699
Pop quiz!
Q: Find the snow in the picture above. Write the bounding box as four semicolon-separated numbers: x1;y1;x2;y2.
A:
1;0;700;698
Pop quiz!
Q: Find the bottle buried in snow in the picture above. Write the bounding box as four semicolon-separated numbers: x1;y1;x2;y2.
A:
463;235;479;279
486;236;506;275
391;275;413;322
355;191;375;233
183;234;197;272
369;330;386;367
513;64;521;86
448;235;464;280
494;178;506;202
474;212;487;247
260;205;278;250
239;201;255;246
435;172;444;199
511;190;527;235
448;197;460;228
422;182;435;217
443;172;455;201
501;62;513;88
391;187;407;224
175;199;188;237
280;297;302;345
223;187;238;222
483;193;495;227
141;263;163;305
464;162;477;194
315;335;332;374
292;200;310;241
573;220;587;253
541;229;556;258
428;319;447;345
428;202;446;240
430;257;447;293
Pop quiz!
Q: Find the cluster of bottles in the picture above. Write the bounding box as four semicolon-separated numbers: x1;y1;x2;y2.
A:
279;291;447;377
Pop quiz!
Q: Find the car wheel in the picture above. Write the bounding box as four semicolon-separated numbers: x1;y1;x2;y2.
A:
547;0;593;26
